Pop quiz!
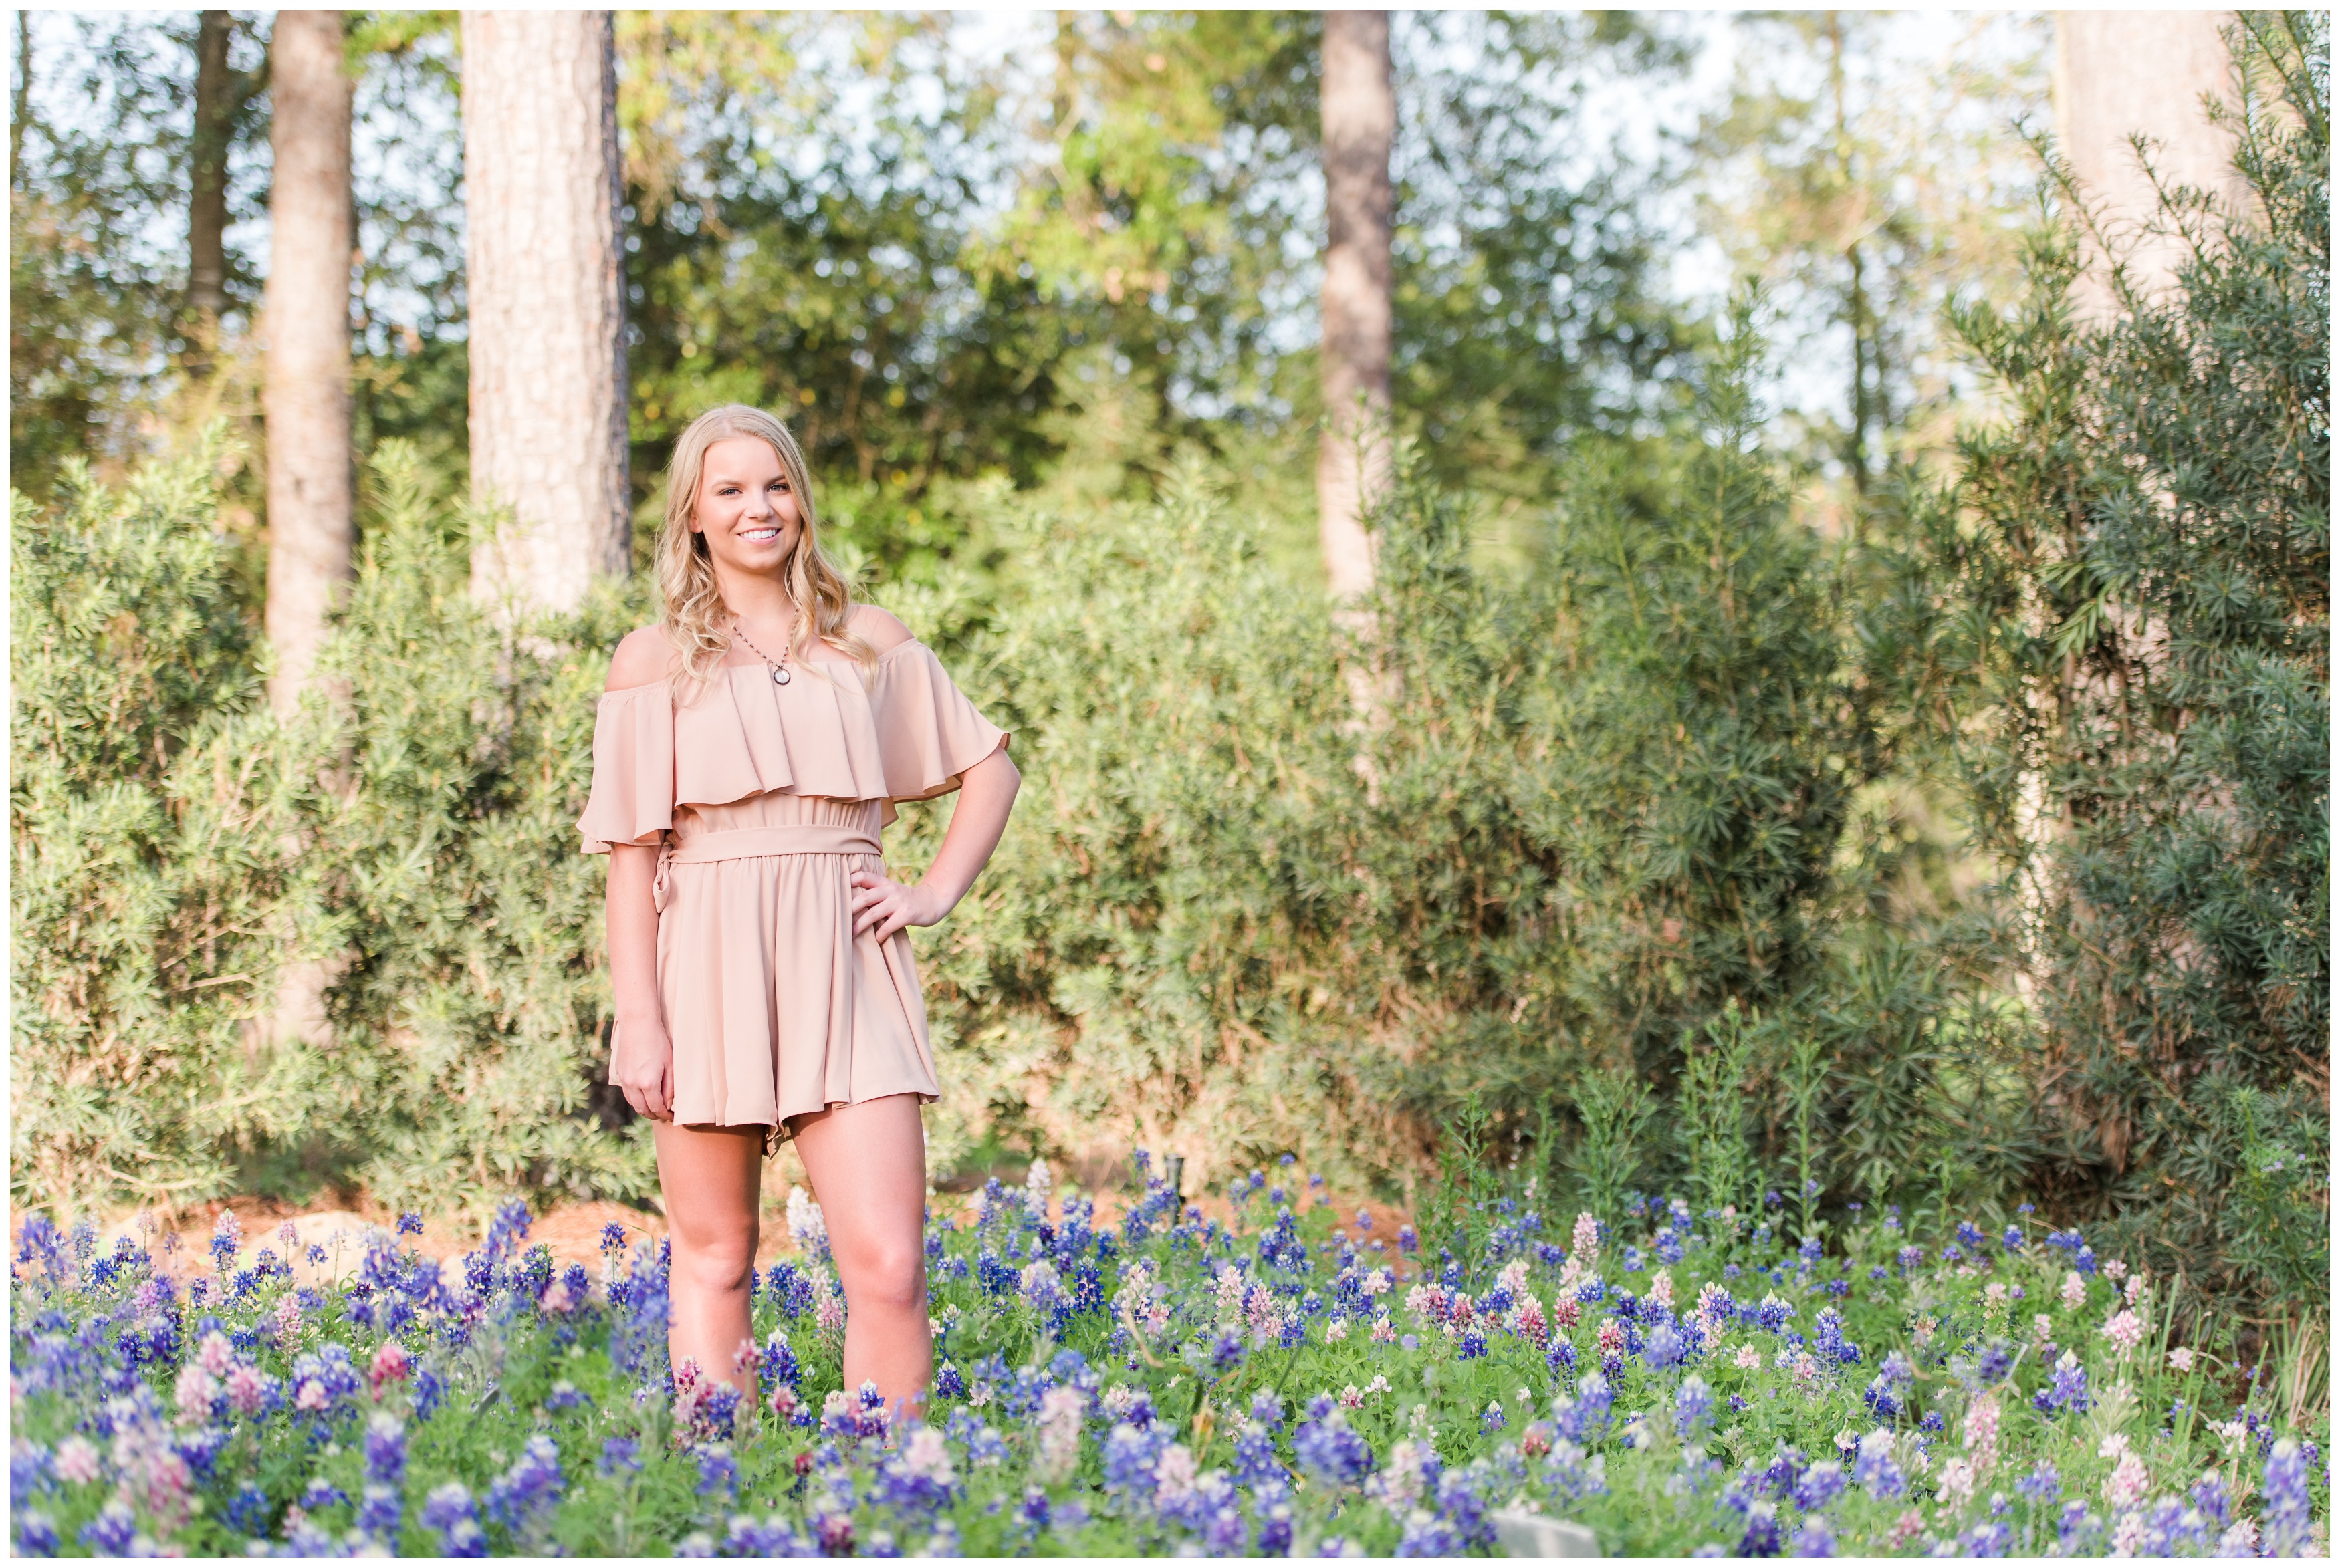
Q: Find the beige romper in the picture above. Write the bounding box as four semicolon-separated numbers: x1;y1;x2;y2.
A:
577;639;1009;1155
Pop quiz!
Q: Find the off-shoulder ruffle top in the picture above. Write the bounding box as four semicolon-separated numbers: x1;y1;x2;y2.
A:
577;638;1009;854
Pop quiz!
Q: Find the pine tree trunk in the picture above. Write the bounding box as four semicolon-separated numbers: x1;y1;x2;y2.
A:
2053;12;2244;313
186;10;235;376
1317;8;1393;604
461;9;630;612
259;11;356;1057
261;10;354;718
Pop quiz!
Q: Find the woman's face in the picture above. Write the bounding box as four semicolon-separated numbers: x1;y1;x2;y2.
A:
690;436;803;578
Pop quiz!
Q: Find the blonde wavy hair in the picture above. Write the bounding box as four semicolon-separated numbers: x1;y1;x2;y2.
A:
655;404;874;699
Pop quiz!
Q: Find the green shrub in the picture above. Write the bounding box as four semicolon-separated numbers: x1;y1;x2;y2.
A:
9;438;310;1208
1905;13;2327;1308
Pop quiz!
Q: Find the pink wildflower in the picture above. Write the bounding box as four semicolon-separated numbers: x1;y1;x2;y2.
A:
174;1364;218;1426
1597;1320;1626;1357
1371;1316;1397;1344
1734;1344;1762;1371
2061;1271;2087;1311
1648;1269;1674;1310
2103;1441;2149;1509
368;1339;411;1397
1937;1456;1978;1506
53;1436;102;1485
195;1330;234;1378
1963;1392;2000;1472
2101;1308;2145;1355
225;1361;268;1416
2168;1346;2195;1374
1570;1212;1600;1267
294;1378;329;1413
1889;1509;1926;1548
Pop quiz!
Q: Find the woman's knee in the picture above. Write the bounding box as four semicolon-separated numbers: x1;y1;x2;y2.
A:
839;1237;925;1311
669;1228;758;1294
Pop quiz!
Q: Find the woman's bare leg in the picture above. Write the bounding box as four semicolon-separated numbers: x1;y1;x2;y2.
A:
790;1095;930;1422
652;1121;766;1403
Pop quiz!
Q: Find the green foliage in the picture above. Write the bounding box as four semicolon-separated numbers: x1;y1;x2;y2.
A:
283;448;660;1217
9;439;308;1208
1677;1003;1764;1218
1904;12;2328;1309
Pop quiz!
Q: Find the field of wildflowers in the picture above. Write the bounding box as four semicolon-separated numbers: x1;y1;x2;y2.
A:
9;1151;2329;1557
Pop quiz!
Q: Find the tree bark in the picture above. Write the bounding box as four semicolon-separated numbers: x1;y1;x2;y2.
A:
461;9;630;612
187;11;235;372
2053;12;2244;315
261;11;354;718
1317;8;1393;603
187;11;267;379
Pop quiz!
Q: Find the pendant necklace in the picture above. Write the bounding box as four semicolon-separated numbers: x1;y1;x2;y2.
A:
731;616;792;686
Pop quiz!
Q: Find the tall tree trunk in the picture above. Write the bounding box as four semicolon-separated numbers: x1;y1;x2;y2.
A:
259;10;355;1057
12;14;31;193
2053;11;2244;315
1317;8;1393;604
262;10;354;718
186;11;235;377
462;9;629;612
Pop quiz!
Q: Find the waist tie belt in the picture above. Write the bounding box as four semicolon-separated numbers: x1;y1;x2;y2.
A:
651;824;883;914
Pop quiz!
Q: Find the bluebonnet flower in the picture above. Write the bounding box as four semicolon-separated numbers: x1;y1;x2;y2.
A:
302;1476;350;1511
1852;1430;1904;1498
225;1482;274;1536
421;1488;489;1563
1919;1410;1944;1434
1292;1402;1373;1488
1675;1375;1715;1440
1250;1391;1284;1430
1737;1499;1782;1556
363;1410;406;1490
598;1436;641;1477
1956;1519;2014;1555
1790;1515;1835;1556
80;1502;140;1555
1792;1460;1845;1510
486;1433;566;1541
693;1443;737;1501
2264;1438;2313;1556
1552;1372;1613;1444
16;1512;59;1557
2032;1351;2089;1415
2002;1226;2024;1252
1458;1329;1488;1360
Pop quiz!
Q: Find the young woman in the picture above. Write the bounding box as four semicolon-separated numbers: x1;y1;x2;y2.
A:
578;403;1018;1424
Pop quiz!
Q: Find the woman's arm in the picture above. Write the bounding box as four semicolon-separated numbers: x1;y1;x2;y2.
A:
604;626;675;1121
607;840;672;1121
849;742;1020;940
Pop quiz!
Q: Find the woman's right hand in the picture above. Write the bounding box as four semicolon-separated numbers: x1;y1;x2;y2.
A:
613;1019;676;1122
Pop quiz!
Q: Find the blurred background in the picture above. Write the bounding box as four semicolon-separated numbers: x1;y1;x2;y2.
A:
9;11;2326;1337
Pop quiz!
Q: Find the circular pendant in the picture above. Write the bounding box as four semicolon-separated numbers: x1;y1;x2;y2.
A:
773;666;790;686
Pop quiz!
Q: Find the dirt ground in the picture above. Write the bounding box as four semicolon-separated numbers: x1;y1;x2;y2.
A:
10;1166;1417;1291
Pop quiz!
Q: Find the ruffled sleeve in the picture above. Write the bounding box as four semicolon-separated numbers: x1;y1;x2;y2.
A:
578;683;675;854
864;640;1010;805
